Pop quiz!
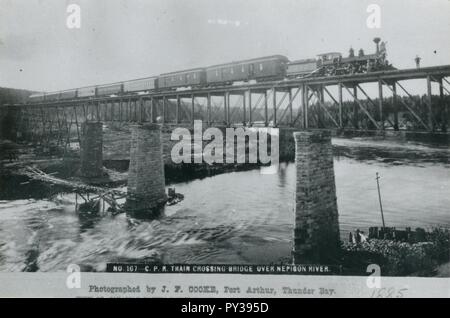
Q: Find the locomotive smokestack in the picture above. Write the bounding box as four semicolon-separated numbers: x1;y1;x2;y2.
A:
373;37;381;54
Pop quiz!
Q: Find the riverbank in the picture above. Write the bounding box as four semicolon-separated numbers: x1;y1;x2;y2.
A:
341;227;450;276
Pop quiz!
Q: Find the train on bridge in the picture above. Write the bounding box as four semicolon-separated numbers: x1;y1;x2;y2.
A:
29;38;394;103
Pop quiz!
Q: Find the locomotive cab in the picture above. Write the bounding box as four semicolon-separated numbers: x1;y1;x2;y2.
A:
316;52;343;76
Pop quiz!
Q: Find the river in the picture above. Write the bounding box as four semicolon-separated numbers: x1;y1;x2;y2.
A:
0;136;449;271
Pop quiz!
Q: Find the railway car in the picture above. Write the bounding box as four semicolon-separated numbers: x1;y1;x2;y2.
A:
251;55;289;80
123;77;158;93
28;93;45;102
59;89;77;100
158;68;206;89
78;86;96;98
206;55;289;85
206;61;251;83
45;92;60;101
96;83;123;96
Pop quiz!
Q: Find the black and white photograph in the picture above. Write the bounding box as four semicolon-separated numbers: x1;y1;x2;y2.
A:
0;0;449;298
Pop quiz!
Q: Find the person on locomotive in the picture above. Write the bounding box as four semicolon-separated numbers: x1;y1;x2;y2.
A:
415;55;421;68
380;41;386;55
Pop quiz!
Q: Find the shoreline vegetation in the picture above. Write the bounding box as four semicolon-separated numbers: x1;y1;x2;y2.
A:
341;227;450;276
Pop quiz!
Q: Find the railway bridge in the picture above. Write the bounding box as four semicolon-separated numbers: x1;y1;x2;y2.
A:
1;64;449;252
1;65;450;148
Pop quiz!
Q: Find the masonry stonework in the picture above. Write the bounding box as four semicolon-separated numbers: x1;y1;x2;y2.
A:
293;130;340;264
80;122;103;178
126;123;166;214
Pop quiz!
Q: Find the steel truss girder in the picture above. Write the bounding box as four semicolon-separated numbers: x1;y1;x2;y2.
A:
381;79;430;131
307;85;339;128
278;87;301;125
342;84;380;130
11;68;450;133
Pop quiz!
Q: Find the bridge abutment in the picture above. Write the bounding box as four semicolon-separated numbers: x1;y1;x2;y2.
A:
126;123;166;215
80;122;103;178
293;130;340;264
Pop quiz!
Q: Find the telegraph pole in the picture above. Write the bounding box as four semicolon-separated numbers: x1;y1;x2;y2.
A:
376;172;386;228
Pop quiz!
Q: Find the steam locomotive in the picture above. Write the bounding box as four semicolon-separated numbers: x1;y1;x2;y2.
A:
29;38;394;102
287;37;394;77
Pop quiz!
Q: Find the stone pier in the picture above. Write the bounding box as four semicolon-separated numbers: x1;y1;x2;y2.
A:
80;122;103;178
293;130;340;264
126;123;166;215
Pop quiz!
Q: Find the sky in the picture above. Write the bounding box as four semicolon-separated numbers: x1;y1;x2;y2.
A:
0;0;449;92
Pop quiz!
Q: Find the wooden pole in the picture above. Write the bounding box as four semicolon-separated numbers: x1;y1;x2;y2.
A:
376;172;386;228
